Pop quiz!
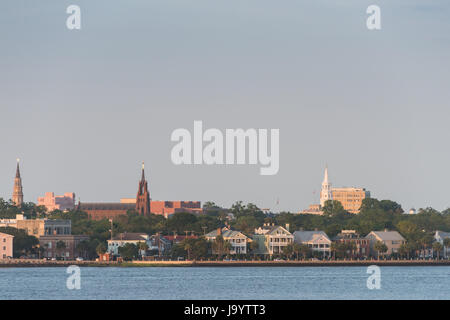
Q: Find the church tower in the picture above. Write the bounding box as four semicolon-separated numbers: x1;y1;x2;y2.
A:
12;159;24;207
136;162;151;216
320;166;332;207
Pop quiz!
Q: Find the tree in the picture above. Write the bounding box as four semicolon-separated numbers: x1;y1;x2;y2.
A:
138;242;149;258
283;244;294;260
322;200;347;217
250;240;259;258
444;238;450;259
0;227;38;258
184;242;192;261
432;242;443;260
374;241;388;259
212;235;226;259
118;243;138;261
96;242;107;256
330;242;338;260
398;243;410;259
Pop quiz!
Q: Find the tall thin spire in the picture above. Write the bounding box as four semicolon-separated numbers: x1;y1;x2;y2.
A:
12;158;24;207
16;158;21;178
320;165;332;207
323;165;329;184
136;161;151;216
141;161;145;181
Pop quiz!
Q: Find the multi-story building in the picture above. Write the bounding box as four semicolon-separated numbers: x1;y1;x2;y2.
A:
318;167;370;214
39;235;89;260
293;230;331;257
332;230;370;258
148;234;172;256
253;223;293;256
331;188;370;214
0;232;14;259
107;233;150;256
205;227;250;255
37;192;76;212
366;230;406;256
0;215;71;238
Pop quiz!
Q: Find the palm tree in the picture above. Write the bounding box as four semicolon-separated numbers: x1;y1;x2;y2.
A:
330;242;338;260
138;242;149;259
432;242;443;260
374;241;387;260
184;242;192;261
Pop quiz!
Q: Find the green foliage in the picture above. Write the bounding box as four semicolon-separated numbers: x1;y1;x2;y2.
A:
0;227;39;257
170;237;210;260
118;243;139;260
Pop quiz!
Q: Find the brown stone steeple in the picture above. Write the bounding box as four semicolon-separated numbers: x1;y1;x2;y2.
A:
12;159;24;207
136;162;151;216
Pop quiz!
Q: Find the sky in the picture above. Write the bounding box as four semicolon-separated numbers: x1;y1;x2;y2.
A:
0;0;449;212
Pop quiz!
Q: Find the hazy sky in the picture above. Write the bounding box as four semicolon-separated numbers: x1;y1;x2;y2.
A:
1;0;449;212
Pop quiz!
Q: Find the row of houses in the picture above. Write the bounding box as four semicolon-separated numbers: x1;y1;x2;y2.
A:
106;223;450;259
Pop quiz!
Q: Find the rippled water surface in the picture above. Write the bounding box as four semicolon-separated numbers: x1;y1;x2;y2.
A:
0;266;449;300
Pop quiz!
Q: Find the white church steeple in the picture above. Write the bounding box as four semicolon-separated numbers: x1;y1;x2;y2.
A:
320;166;332;207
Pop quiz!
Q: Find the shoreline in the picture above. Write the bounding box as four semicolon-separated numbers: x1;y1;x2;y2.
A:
1;259;450;268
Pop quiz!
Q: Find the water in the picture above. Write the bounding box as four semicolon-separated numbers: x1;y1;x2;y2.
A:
0;266;448;300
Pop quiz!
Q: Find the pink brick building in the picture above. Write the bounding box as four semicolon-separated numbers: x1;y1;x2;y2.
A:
0;232;14;259
38;192;76;212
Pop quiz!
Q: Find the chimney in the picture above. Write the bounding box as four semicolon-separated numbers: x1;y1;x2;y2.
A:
285;224;290;232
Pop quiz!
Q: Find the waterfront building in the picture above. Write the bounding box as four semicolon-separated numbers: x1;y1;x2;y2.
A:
107;232;150;256
12;159;24;207
37;192;76;212
293;230;331;257
253;223;293;256
40;235;89;260
332;230;370;258
366;230;406;256
0;214;71;238
148;234;172;256
0;232;14;259
205;227;250;255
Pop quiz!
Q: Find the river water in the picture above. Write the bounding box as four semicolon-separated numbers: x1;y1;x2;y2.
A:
0;266;448;300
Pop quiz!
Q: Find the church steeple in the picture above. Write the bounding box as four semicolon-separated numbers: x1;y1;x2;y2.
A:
12;159;24;207
141;161;145;182
136;161;151;216
320;165;332;207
